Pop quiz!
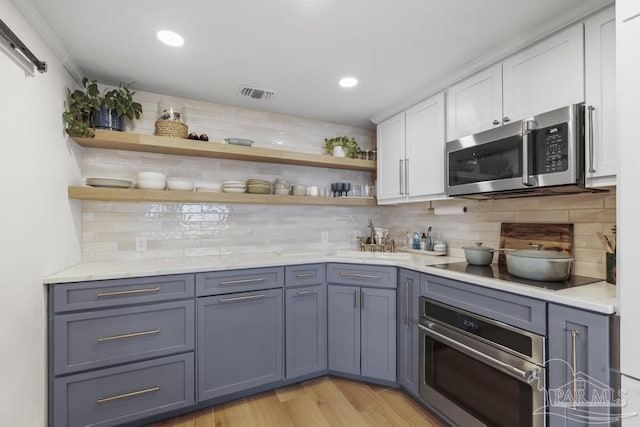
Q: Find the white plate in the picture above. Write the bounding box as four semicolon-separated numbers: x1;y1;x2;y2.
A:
86;177;134;188
225;138;254;146
222;180;246;185
222;188;246;193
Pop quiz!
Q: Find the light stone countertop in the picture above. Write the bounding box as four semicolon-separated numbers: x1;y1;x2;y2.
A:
44;250;617;314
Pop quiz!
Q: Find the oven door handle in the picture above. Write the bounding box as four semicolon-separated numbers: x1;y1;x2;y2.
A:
418;323;539;383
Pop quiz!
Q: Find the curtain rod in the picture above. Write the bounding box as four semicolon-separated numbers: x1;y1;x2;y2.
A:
0;19;47;74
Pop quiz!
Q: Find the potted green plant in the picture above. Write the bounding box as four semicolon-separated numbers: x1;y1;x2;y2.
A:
323;136;360;158
63;77;143;138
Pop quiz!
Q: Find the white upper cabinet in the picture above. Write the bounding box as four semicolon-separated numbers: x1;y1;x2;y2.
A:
405;92;446;202
618;0;640;22
377;92;447;204
446;64;502;140
446;23;584;141
377;112;405;203
585;6;617;187
503;23;584;124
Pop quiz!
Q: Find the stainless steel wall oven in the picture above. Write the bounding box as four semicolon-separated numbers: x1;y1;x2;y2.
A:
419;297;546;426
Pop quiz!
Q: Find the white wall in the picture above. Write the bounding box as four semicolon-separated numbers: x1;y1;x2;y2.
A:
0;1;82;425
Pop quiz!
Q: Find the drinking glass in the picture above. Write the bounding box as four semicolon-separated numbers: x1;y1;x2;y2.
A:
331;183;340;197
343;183;351;197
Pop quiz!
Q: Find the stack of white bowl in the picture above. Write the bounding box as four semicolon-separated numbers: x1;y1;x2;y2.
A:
137;171;166;190
273;179;290;195
291;184;306;196
222;180;246;193
167;178;194;191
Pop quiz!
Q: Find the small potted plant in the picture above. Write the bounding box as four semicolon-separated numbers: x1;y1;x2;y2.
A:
63;77;143;138
323;136;361;158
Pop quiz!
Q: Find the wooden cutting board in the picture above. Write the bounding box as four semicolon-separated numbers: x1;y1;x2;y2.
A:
498;223;573;265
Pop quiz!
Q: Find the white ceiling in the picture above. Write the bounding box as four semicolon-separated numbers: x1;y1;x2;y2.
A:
20;0;611;129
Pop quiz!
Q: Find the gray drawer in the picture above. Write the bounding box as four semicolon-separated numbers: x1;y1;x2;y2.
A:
53;353;194;427
196;267;284;296
285;264;326;287
52;274;195;313
54;300;195;375
421;274;546;335
327;263;397;289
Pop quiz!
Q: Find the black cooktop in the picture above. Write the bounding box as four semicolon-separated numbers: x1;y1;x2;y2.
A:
431;262;601;291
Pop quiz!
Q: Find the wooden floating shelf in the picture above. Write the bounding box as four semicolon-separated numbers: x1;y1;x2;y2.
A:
73;130;377;172
68;186;378;207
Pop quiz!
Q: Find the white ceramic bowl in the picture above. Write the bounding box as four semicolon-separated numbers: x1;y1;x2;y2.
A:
167;178;194;191
138;171;166;181
137;179;166;190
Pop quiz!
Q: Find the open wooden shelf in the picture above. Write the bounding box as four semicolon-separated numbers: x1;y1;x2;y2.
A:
72;130;377;172
68;186;378;207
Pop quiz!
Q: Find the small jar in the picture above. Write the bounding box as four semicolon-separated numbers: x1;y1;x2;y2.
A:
433;241;447;253
157;100;185;122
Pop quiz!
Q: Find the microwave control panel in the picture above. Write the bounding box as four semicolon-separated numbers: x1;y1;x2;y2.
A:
536;123;568;174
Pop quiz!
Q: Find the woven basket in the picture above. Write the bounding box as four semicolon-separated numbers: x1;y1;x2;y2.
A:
154;120;188;138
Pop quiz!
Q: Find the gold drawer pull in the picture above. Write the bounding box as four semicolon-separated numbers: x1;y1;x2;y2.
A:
219;294;266;303
339;273;381;280
296;290;316;296
97;385;160;404
296;273;316;278
97;287;160;298
97;329;161;343
219;278;265;285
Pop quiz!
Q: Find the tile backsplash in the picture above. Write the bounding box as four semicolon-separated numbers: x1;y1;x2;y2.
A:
81;89;616;279
81;89;378;261
381;190;616;279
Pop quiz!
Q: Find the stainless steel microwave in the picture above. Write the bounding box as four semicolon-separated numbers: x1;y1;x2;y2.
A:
445;104;596;199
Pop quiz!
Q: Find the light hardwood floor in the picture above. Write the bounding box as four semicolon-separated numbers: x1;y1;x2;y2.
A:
149;376;446;426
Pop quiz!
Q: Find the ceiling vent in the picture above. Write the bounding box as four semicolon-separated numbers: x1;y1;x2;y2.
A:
238;85;276;101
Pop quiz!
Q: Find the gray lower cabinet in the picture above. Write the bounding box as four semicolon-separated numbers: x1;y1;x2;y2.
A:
53;353;194;427
285;283;327;379
547;304;613;426
197;287;284;401
328;284;396;382
49;274;196;427
397;269;420;396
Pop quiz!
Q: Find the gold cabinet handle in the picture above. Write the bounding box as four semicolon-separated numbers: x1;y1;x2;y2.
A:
295;273;316;278
296;290;316;296
339;273;381;280
218;278;265;285
97;287;160;297
219;293;266;303
354;289;358;309
97;385;160;404
97;329;161;343
570;329;580;409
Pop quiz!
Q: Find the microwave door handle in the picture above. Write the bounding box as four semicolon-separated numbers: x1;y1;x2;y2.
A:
522;121;534;187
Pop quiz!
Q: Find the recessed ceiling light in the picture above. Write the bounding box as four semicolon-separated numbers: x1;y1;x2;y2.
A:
157;30;184;47
339;77;358;88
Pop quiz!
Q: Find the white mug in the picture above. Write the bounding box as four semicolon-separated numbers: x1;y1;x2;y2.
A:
308;186;319;197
